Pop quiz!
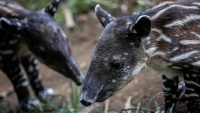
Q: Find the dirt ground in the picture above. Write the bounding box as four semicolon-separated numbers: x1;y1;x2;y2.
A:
0;1;187;113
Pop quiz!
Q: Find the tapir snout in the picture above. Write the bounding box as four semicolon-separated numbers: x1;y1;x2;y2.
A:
80;74;115;106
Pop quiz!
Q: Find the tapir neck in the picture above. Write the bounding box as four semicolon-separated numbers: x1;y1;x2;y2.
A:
141;1;200;64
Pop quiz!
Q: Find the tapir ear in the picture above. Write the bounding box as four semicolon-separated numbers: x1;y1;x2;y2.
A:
130;15;151;38
0;17;24;34
95;4;115;27
44;0;61;17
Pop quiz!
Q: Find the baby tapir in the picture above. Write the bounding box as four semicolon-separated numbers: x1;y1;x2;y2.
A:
81;1;200;112
0;0;84;111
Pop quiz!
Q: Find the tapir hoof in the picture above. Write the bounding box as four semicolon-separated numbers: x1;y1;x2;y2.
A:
37;88;55;101
18;97;40;112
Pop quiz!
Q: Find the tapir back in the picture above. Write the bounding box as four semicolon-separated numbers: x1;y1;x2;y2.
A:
0;0;29;18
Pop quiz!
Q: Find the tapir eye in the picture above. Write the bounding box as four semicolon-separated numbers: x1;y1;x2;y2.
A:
110;61;123;70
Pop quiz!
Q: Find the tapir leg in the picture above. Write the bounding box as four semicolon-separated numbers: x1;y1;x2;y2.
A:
0;55;39;111
162;75;179;112
184;73;200;113
21;54;54;100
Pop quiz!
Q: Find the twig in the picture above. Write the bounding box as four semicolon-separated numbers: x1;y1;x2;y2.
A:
104;99;110;113
124;96;133;113
136;102;141;113
62;6;75;29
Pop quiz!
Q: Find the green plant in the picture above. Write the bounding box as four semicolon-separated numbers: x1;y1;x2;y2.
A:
133;0;150;12
17;0;52;10
146;92;177;113
68;0;93;14
69;81;81;113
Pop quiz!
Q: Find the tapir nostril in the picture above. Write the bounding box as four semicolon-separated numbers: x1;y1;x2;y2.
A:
80;99;92;106
76;81;82;86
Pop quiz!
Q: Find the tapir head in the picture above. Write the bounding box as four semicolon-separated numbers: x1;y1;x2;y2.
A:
80;5;151;106
0;0;84;85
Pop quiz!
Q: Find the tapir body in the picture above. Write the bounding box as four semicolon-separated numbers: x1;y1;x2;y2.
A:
0;0;84;111
81;0;200;112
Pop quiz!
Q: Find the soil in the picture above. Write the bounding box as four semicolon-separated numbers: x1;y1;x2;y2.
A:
0;1;187;113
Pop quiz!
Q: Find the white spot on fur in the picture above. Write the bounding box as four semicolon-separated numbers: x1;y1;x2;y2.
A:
0;50;13;55
9;40;18;44
33;59;38;64
126;21;132;26
21;81;29;87
49;5;53;10
132;29;137;33
130;43;134;45
192;2;200;6
150;2;173;11
175;34;179;37
163;85;171;91
165;15;200;28
154;51;166;56
156;35;172;42
61;31;67;40
191;32;200;39
152;28;172;42
53;7;57;12
123;76;128;80
170;50;199;62
172;47;179;52
185;80;200;87
17;81;29;88
113;54;121;60
192;74;198;77
162;79;167;82
185;87;195;91
185;74;190;78
180;40;200;45
16;22;22;27
131;63;146;77
123;53;129;56
112;79;116;83
152;5;198;20
145;47;158;55
28;66;34;72
101;17;106;22
185;93;199;97
95;4;101;14
192;61;200;66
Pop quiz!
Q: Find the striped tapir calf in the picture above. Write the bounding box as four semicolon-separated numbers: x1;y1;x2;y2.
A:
0;0;84;111
80;0;200;112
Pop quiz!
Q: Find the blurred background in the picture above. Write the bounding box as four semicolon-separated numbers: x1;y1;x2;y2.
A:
0;0;185;113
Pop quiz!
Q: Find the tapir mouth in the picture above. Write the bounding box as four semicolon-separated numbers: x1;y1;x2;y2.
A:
96;92;113;102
